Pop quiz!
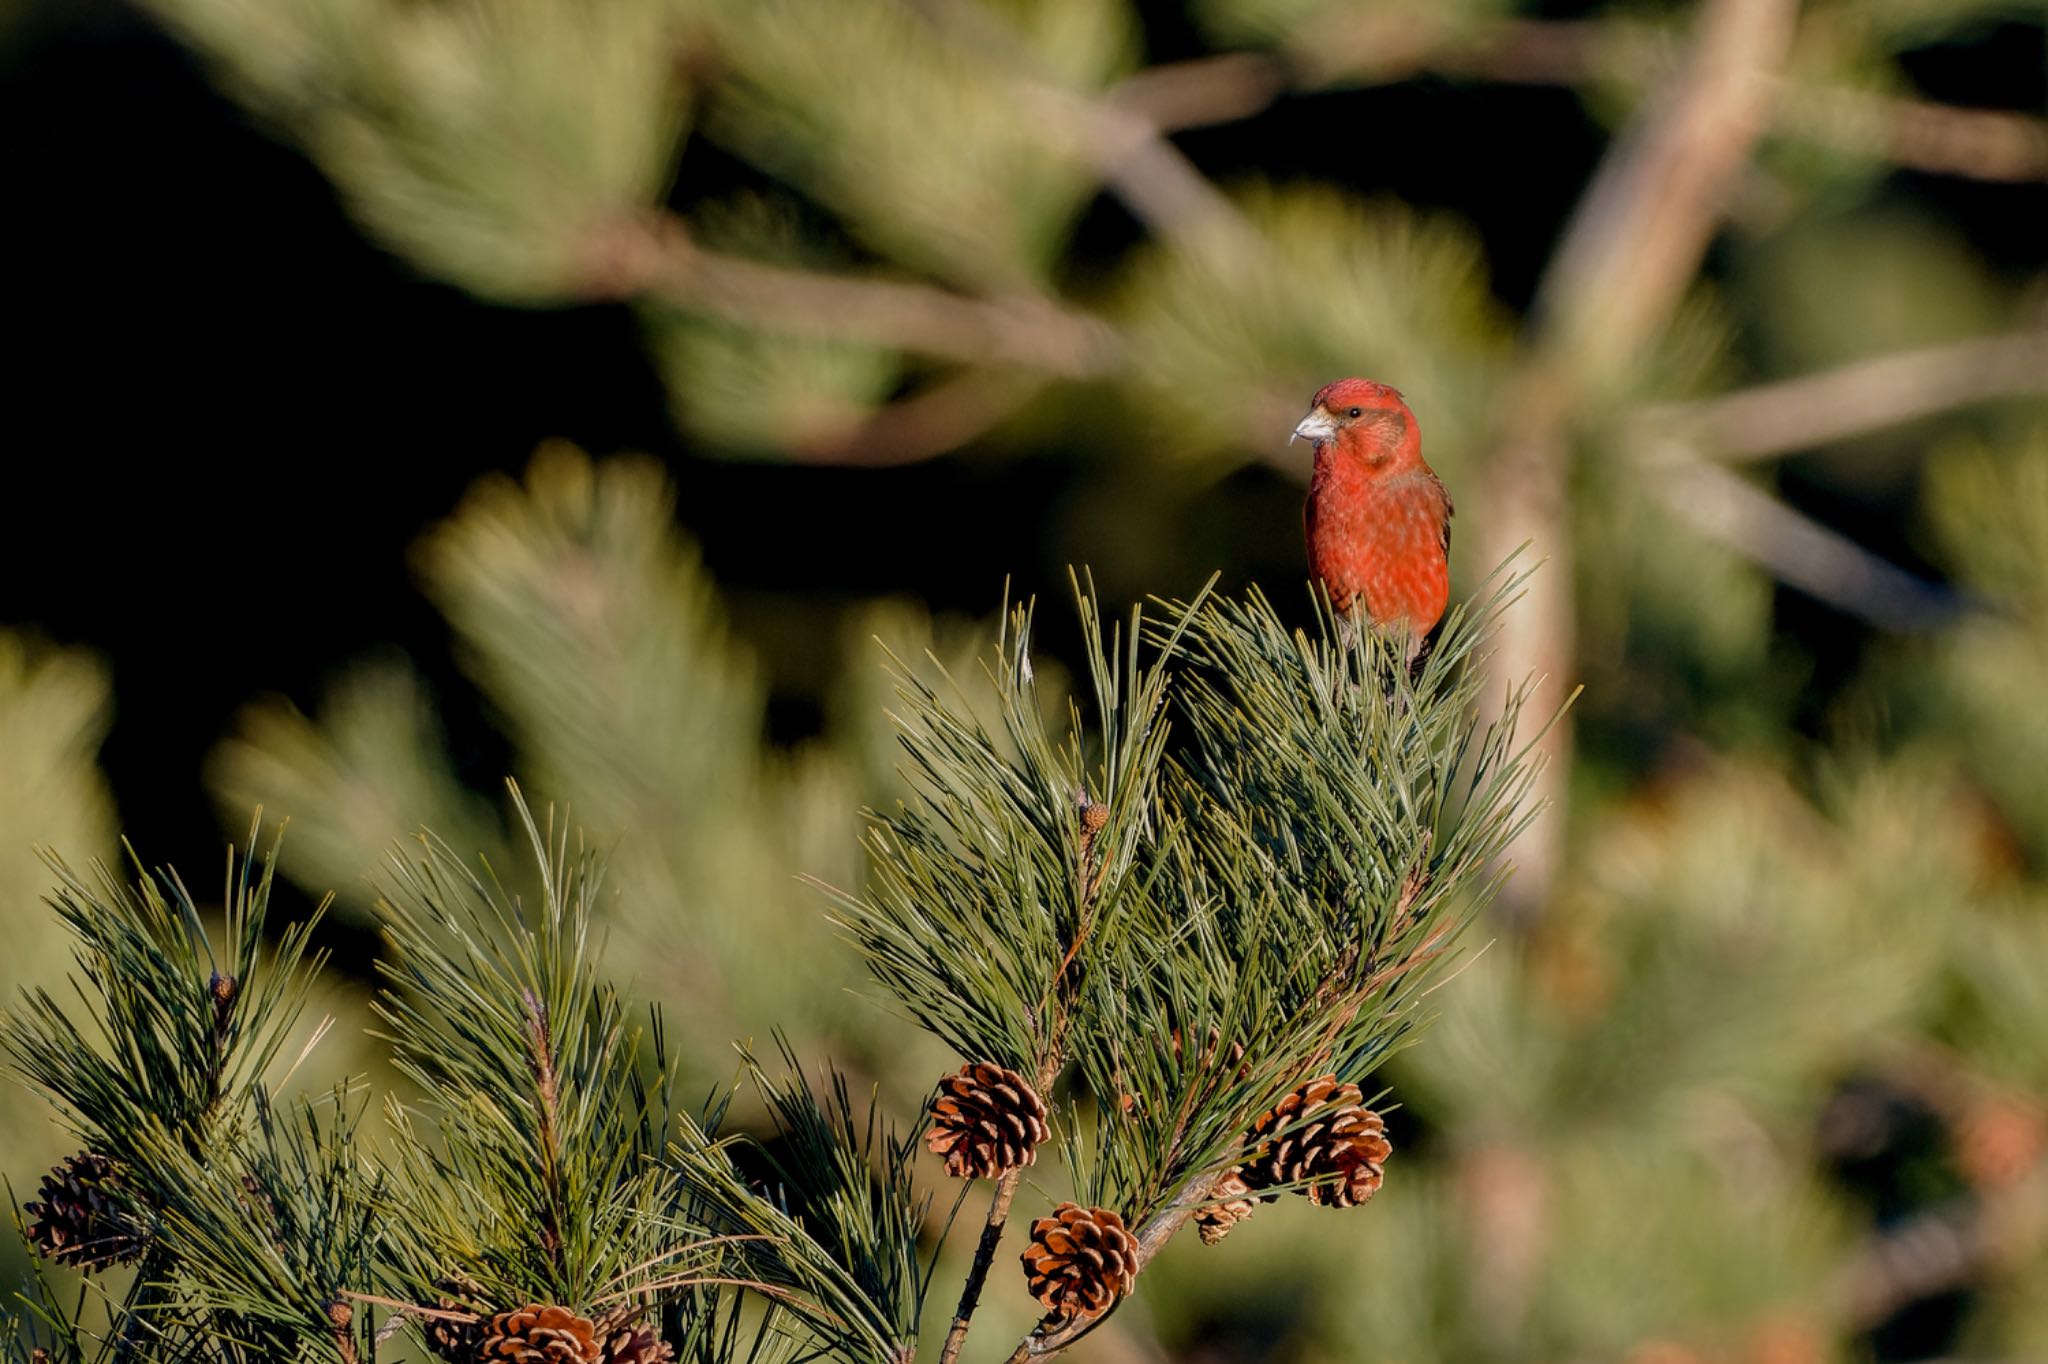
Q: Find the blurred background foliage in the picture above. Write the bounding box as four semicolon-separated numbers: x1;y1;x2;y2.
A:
2;0;2047;1360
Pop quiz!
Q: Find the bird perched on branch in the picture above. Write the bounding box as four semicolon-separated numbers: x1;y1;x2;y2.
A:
1294;378;1453;664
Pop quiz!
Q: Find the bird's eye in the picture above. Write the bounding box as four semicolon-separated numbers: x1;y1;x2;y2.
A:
1346;406;1363;419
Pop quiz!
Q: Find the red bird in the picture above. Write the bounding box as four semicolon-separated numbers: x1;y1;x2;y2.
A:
1295;378;1453;662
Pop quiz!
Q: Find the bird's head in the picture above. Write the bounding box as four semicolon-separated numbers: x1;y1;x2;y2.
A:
1291;378;1418;466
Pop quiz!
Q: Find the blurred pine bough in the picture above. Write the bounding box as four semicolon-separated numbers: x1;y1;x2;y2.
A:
206;446;946;1096
0;639;117;1277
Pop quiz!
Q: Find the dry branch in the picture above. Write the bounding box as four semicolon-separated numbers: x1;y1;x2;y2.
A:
642;218;1124;378
1645;441;1957;631
1648;330;2048;463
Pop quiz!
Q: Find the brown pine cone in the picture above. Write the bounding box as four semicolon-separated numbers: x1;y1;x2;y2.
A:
1243;1075;1392;1208
422;1301;486;1363
594;1305;675;1364
478;1304;603;1364
1020;1202;1138;1324
25;1152;146;1272
1194;1169;1257;1246
925;1062;1049;1180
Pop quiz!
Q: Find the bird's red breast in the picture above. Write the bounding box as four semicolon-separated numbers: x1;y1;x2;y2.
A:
1296;379;1453;641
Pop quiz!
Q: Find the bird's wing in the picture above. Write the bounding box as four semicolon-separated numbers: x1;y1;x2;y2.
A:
1430;472;1454;560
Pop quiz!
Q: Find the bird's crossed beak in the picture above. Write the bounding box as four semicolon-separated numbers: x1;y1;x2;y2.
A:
1291;408;1339;446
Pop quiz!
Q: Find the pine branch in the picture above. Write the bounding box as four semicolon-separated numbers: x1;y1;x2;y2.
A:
642;218;1124;377
1644;440;1960;631
372;787;705;1321
934;1169;1025;1364
1123;17;2048;186
1643;328;2048;463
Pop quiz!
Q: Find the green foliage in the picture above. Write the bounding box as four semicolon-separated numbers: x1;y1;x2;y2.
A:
667;1048;934;1364
1071;575;1543;1218
0;639;114;925
373;798;692;1311
0;791;946;1364
697;0;1136;288
1117;187;1510;472
834;567;1546;1233
1920;428;2048;859
0;828;326;1170
138;1090;383;1361
0;636;117;1242
826;579;1188;1082
212;447;866;1079
140;0;687;302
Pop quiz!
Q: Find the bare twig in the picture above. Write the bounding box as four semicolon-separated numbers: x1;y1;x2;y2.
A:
1645;440;1958;631
642;219;1124;378
901;0;1261;260
1646;330;2048;463
1110;52;1288;132
936;1168;1028;1364
1778;81;2048;184
1119;17;2048;186
789;370;1050;467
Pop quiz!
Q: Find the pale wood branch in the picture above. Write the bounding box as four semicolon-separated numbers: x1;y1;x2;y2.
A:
1645;440;1957;631
641;219;1124;378
1116;18;2048;186
787;370;1049;468
901;0;1261;260
1646;330;2048;463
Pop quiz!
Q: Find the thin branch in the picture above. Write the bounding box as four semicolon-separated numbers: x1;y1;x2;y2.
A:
901;0;1261;260
936;1168;1027;1364
1777;81;2048;184
787;369;1049;467
1645;330;2048;463
1645;439;1958;632
640;218;1124;378
1118;18;2048;186
1109;52;1287;132
939;826;1095;1364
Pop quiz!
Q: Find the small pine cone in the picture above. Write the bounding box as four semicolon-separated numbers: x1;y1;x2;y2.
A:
1080;802;1109;834
1243;1076;1391;1208
593;1305;674;1364
1020;1203;1138;1324
1194;1169;1257;1246
926;1062;1049;1180
479;1304;602;1364
25;1152;146;1272
422;1301;486;1363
